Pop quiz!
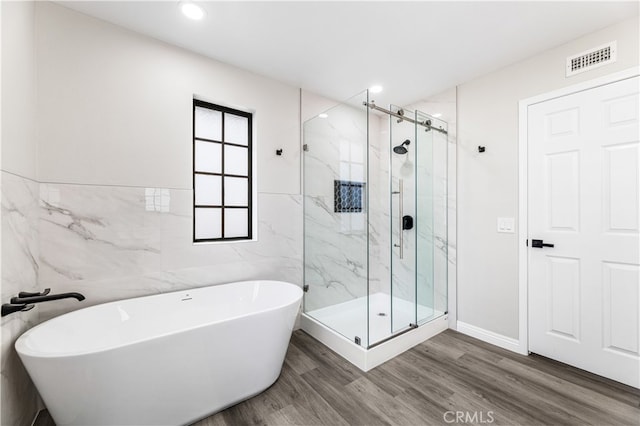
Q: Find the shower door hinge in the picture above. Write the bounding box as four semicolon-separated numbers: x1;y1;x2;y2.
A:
303;144;309;152
354;336;361;345
303;284;309;292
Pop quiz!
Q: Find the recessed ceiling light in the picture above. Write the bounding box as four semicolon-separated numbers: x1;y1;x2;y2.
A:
180;1;205;20
369;85;383;94
432;113;442;118
318;113;329;119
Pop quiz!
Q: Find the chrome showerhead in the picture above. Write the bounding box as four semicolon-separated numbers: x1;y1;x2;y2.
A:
393;139;410;155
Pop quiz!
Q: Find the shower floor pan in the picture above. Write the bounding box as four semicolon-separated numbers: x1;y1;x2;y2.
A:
301;292;447;371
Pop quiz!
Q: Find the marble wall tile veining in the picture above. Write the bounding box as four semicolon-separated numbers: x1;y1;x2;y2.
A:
2;174;40;299
39;184;163;283
37;183;303;319
1;171;42;426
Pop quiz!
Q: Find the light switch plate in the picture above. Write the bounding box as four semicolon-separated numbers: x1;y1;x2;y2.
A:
497;217;515;233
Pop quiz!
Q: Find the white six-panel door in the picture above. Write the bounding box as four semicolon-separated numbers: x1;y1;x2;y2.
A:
528;76;639;388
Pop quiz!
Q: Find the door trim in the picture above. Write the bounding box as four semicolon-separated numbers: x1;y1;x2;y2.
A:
517;66;640;356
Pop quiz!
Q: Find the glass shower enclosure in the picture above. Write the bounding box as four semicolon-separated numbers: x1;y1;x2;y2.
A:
302;89;448;354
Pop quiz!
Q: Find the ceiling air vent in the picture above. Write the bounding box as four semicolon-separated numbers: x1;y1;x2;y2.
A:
566;41;617;77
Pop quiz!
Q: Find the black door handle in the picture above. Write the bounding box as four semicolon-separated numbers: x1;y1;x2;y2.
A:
531;239;554;248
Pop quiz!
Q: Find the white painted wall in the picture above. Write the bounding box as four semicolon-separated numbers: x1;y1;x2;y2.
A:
0;2;42;425
457;16;640;339
1;0;37;180
36;2;300;193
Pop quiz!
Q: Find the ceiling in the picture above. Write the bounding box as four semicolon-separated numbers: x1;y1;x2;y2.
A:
57;1;639;106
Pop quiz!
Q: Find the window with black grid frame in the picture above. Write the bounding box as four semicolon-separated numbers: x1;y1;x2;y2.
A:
193;99;252;242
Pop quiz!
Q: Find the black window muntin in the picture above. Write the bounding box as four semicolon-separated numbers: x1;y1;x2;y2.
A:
192;99;253;242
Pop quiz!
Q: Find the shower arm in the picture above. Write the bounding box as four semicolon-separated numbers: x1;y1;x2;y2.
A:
363;101;448;135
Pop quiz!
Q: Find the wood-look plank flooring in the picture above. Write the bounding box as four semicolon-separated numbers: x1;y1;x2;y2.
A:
35;329;640;426
194;330;639;426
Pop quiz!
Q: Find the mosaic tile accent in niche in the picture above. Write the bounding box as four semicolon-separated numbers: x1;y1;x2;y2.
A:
334;180;365;213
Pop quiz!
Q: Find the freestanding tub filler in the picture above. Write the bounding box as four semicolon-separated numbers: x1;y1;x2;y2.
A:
15;280;303;426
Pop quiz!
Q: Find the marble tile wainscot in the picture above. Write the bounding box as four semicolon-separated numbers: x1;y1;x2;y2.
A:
1;171;42;426
37;183;304;320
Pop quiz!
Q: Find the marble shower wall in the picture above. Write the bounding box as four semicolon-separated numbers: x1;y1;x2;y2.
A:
1;172;42;426
37;183;303;320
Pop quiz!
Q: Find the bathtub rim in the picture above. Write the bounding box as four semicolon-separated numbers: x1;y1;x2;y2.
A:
15;280;302;359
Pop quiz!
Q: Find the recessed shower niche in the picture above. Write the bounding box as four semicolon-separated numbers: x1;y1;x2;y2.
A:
334;180;365;213
301;90;449;370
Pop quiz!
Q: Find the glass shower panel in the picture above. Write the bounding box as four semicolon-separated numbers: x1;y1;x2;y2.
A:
389;105;417;334
365;105;391;346
303;91;370;347
431;115;449;320
416;111;448;324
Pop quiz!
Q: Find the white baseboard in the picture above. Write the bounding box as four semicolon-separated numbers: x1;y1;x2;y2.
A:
456;321;526;354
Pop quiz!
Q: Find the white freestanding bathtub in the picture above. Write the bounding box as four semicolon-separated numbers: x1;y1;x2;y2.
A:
15;280;303;426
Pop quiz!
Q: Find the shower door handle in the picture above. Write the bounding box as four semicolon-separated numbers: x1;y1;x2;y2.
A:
398;179;403;259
